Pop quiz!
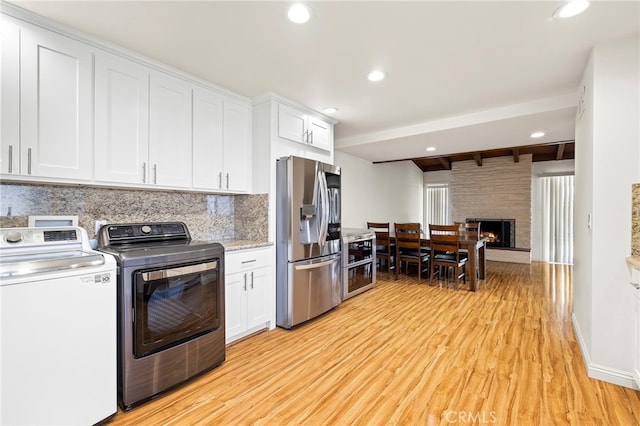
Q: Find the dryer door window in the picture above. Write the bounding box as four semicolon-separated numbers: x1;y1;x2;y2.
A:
132;259;221;358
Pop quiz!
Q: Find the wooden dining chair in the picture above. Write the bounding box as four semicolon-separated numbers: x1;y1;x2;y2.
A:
429;224;467;289
394;222;430;282
367;222;395;277
456;221;481;242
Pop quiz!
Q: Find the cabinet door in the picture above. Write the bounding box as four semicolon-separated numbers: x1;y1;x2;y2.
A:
94;52;149;184
192;89;224;190
20;24;92;180
247;266;270;329
307;116;332;152
1;19;20;175
225;271;248;339
223;99;250;192
634;292;640;387
278;103;307;144
149;72;192;188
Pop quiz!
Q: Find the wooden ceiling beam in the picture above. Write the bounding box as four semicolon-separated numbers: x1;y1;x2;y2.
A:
513;148;520;163
556;143;565;160
438;157;451;170
472;152;482;166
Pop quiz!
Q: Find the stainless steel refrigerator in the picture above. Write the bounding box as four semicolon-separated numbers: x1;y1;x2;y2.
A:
276;155;341;329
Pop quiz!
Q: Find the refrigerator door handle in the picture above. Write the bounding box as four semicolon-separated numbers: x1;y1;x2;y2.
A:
294;256;338;271
317;170;329;247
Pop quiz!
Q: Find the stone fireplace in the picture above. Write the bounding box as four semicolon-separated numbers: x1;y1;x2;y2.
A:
450;155;532;261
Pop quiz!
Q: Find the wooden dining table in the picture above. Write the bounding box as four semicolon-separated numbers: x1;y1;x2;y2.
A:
390;234;487;292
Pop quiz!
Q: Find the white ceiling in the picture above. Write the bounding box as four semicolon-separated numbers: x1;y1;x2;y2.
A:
6;0;639;162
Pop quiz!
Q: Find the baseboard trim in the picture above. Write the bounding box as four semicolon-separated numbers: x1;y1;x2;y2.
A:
571;313;640;390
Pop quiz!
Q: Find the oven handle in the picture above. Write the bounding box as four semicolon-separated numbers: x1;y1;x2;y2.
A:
141;261;218;281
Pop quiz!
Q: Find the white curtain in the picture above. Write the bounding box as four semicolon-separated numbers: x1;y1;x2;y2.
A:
424;184;449;234
540;175;574;264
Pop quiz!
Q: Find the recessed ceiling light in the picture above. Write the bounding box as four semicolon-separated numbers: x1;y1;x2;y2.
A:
323;107;338;114
367;70;385;82
554;0;590;18
287;4;311;24
426;147;436;152
531;131;545;138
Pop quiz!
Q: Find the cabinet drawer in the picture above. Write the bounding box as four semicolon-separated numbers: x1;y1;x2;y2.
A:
225;247;273;273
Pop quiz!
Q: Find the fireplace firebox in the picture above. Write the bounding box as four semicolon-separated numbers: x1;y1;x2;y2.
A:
466;218;515;248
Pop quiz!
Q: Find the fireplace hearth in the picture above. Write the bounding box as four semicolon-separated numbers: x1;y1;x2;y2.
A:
466;218;515;248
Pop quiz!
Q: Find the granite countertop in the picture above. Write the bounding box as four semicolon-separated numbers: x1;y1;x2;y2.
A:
219;239;273;251
627;256;640;271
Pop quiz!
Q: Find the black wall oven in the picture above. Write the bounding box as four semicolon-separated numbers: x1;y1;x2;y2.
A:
97;222;225;410
341;228;376;300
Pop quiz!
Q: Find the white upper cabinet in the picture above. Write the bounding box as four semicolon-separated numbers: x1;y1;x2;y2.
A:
277;103;333;152
278;103;307;144
18;22;93;180
222;99;250;192
193;89;224;190
95;58;194;189
94;52;150;184
2;9;251;193
307;115;332;151
0;19;20;175
193;89;250;193
149;72;193;188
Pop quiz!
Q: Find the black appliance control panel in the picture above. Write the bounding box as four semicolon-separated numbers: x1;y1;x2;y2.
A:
98;222;190;245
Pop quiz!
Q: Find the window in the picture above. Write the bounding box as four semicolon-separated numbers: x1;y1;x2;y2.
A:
540;175;574;264
424;183;450;234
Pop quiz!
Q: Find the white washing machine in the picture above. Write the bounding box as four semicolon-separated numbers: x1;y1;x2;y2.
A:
0;226;117;426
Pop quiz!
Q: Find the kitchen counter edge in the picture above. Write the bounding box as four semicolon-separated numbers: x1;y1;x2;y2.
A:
220;240;274;252
627;256;640;271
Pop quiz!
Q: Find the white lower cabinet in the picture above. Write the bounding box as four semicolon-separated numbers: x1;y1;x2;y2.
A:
225;246;274;343
633;282;640;388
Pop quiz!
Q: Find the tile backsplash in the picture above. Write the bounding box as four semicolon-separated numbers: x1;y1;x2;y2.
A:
0;183;268;242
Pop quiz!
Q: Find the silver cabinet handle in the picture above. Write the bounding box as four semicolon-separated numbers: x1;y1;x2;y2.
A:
250;271;254;289
8;145;13;173
142;163;147;183
309;130;314;145
631;282;640;290
302;130;307;144
153;164;157;184
27;148;32;175
226;172;229;189
218;172;222;189
241;259;256;264
243;273;247;291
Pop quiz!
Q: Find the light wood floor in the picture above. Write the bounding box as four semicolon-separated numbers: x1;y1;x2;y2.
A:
109;261;640;425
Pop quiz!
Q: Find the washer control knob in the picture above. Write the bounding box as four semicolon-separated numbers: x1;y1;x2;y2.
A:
140;225;152;234
4;231;23;243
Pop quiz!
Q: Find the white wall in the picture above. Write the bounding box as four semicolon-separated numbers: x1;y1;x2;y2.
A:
335;151;424;229
573;34;640;389
530;159;575;261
